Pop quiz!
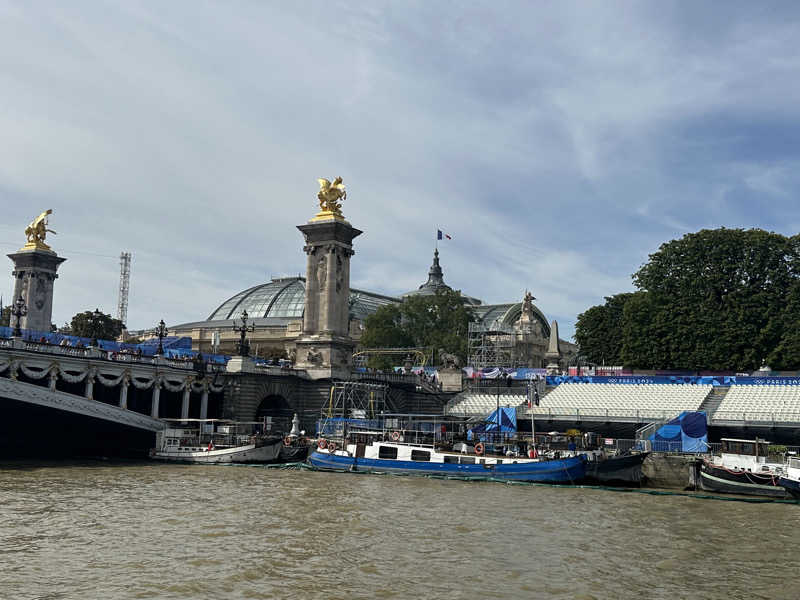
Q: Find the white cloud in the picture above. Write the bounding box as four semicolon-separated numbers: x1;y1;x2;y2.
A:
2;1;800;341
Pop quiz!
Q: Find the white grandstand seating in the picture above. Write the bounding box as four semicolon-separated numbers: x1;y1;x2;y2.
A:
446;383;712;419
527;383;710;419
714;386;800;422
445;393;525;416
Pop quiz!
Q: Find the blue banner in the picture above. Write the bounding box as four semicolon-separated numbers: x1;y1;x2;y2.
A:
546;375;800;386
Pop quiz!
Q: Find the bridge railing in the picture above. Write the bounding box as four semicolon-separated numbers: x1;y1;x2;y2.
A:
2;339;229;373
350;371;419;385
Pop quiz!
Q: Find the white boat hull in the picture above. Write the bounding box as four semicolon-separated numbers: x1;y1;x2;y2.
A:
151;441;282;464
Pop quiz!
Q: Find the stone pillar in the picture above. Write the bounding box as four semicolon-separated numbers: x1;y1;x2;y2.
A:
7;248;66;333
85;368;95;401
199;383;209;420
151;382;161;419
118;375;129;410
545;320;562;375
295;216;362;378
180;378;192;421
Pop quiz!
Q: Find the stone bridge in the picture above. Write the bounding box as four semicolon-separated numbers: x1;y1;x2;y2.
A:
0;340;454;456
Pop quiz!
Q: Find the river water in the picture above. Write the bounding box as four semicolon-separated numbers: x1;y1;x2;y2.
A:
1;461;797;600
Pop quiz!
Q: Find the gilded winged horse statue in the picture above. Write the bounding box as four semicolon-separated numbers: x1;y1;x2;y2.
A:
23;209;56;250
317;176;346;217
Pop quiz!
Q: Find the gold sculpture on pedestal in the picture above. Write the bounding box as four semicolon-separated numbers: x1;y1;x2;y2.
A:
311;176;347;222
21;209;57;251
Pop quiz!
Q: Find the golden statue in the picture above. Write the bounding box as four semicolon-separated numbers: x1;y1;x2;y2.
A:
312;176;346;221
22;209;56;251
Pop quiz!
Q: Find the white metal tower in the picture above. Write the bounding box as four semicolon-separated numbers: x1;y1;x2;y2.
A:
117;252;132;327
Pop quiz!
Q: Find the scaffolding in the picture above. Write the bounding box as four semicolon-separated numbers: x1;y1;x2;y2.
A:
468;321;520;369
352;347;427;368
324;381;388;420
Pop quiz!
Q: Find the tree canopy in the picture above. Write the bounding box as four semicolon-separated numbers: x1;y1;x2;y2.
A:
360;289;475;367
574;293;635;366
69;309;124;342
575;228;800;371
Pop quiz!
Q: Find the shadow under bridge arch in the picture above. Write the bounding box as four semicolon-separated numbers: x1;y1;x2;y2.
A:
255;394;294;435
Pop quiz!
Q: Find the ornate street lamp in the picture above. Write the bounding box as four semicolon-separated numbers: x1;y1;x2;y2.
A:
232;309;255;357
11;295;27;338
154;319;167;355
89;308;103;347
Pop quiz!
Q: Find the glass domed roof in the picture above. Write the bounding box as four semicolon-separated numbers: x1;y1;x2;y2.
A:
207;278;399;322
208;279;307;320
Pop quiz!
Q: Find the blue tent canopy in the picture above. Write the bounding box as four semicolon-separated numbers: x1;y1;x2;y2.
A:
467;407;517;441
649;411;708;452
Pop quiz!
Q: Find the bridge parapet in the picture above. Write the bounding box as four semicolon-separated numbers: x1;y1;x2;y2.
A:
0;343;225;421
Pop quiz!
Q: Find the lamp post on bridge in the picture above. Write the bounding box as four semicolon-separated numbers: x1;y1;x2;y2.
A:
88;308;103;347
11;295;27;338
154;319;167;356
232;310;255;357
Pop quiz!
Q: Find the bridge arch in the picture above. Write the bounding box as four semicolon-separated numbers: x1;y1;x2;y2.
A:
256;394;295;434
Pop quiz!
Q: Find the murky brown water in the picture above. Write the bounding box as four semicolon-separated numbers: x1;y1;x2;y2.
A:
1;461;797;600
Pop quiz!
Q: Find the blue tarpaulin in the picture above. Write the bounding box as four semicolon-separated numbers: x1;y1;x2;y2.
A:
467;407;517;441
649;411;708;452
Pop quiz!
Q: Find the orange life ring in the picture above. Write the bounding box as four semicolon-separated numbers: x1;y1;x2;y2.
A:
474;442;484;456
284;436;292;446
328;441;337;453
391;431;401;441
318;439;327;449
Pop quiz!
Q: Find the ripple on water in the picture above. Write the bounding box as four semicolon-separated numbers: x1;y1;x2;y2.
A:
1;462;798;599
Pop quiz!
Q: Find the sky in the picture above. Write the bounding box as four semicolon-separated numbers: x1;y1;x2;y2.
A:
2;1;800;339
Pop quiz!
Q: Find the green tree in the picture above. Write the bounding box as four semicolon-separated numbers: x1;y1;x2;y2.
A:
360;304;413;349
574;293;634;365
0;305;9;327
359;289;475;366
70;309;124;342
625;228;799;370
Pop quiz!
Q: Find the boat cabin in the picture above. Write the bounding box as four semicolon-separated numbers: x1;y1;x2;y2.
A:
715;438;782;473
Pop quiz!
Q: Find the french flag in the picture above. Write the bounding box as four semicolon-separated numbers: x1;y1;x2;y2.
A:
437;229;451;240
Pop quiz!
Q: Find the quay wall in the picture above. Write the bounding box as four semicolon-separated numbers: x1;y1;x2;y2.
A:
642;453;699;490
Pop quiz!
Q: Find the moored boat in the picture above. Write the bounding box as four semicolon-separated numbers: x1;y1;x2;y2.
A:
309;433;586;483
778;456;800;500
532;431;648;486
150;419;283;464
698;438;787;498
585;451;649;486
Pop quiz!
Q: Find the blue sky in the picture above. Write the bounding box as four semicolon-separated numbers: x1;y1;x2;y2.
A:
2;1;800;338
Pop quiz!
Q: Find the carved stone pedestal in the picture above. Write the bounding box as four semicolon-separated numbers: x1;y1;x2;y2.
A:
294;213;362;376
226;356;257;374
8;248;66;332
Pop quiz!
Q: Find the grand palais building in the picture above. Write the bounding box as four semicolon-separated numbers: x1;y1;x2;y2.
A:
169;247;577;369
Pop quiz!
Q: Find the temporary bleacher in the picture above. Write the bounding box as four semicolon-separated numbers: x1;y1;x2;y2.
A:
446;393;525;416
528;382;711;420
713;385;800;422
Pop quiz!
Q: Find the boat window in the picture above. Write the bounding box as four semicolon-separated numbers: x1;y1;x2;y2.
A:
411;450;430;462
496;459;503;464
479;459;485;465
443;455;459;463
460;457;475;464
378;446;398;459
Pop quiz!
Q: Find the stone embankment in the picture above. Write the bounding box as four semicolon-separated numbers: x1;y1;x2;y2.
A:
642;453;700;490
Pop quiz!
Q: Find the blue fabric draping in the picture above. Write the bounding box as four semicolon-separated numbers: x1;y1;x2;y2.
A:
649;411;707;452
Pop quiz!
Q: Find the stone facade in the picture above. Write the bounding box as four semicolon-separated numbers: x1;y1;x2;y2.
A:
293;218;362;378
7;248;66;333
